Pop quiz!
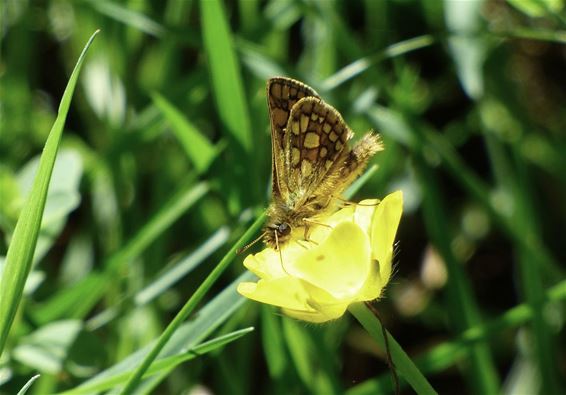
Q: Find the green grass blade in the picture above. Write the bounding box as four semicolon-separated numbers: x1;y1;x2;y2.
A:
33;180;210;323
482;123;561;393
414;157;500;393
119;212;266;394
151;92;217;173
322;35;435;91
200;0;259;209
349;303;437;395
201;0;252;153
367;105;563;279
134;227;230;306
60;328;254;394
348;279;566;394
0;30;99;357
56;274;254;395
16;374;40;395
83;0;165;37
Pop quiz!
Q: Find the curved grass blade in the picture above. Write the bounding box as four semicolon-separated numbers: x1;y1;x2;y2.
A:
16;374;41;395
0;30;99;357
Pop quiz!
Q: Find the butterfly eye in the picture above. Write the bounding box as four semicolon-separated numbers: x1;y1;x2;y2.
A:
277;222;291;236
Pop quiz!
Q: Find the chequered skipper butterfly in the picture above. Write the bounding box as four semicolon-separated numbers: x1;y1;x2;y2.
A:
263;77;383;249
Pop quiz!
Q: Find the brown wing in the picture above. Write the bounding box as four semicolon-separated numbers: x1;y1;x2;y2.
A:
266;77;320;199
309;132;383;201
284;96;353;203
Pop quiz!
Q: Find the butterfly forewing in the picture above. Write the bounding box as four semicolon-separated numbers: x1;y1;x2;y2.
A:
266;78;319;199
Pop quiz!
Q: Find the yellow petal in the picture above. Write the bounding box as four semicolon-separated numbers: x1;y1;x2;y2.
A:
243;242;305;280
237;278;313;311
306;204;355;244
286;221;371;299
356;258;384;301
354;199;380;235
371;191;403;285
283;299;349;323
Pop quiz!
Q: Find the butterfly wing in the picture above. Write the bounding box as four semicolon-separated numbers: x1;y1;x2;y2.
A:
266;77;320;200
284;96;354;206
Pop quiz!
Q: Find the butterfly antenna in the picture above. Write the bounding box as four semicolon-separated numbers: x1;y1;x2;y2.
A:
274;230;285;269
364;301;399;395
237;231;267;254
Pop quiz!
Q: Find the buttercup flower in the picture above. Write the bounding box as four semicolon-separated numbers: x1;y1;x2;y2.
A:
237;191;403;323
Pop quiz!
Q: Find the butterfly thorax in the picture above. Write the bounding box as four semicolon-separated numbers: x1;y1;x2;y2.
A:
263;194;336;248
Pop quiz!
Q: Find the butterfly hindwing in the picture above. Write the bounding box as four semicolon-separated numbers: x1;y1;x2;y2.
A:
284;96;353;202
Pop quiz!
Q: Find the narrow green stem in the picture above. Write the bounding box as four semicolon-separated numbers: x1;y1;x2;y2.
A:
119;212;266;394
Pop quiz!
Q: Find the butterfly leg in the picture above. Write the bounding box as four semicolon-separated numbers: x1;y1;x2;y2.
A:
301;218;334;245
332;195;381;207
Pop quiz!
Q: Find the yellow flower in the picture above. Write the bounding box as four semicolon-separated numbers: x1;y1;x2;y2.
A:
237;191;403;323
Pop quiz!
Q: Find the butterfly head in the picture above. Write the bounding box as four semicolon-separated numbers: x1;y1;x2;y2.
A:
264;221;293;249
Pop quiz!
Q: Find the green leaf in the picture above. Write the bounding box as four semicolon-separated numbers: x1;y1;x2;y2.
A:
0;30;99;357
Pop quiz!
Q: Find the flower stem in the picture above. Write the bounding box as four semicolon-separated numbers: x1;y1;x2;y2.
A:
119;212;266;394
349;303;437;395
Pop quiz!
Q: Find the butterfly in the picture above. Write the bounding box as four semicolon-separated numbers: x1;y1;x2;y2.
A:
262;77;383;249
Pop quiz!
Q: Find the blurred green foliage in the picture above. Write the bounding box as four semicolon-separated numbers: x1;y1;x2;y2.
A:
1;0;565;394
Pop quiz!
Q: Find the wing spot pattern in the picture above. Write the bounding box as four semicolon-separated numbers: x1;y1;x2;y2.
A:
304;132;320;149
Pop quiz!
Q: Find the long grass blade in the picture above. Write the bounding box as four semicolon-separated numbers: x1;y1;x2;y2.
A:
0;30;99;357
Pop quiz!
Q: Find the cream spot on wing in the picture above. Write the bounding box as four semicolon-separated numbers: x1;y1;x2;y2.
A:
335;141;343;151
301;160;313;176
300;114;309;133
320;146;328;158
323;123;332;134
329;131;338;142
282;84;290;99
291;120;300;135
311;113;318;121
304;132;320;149
292;148;301;166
